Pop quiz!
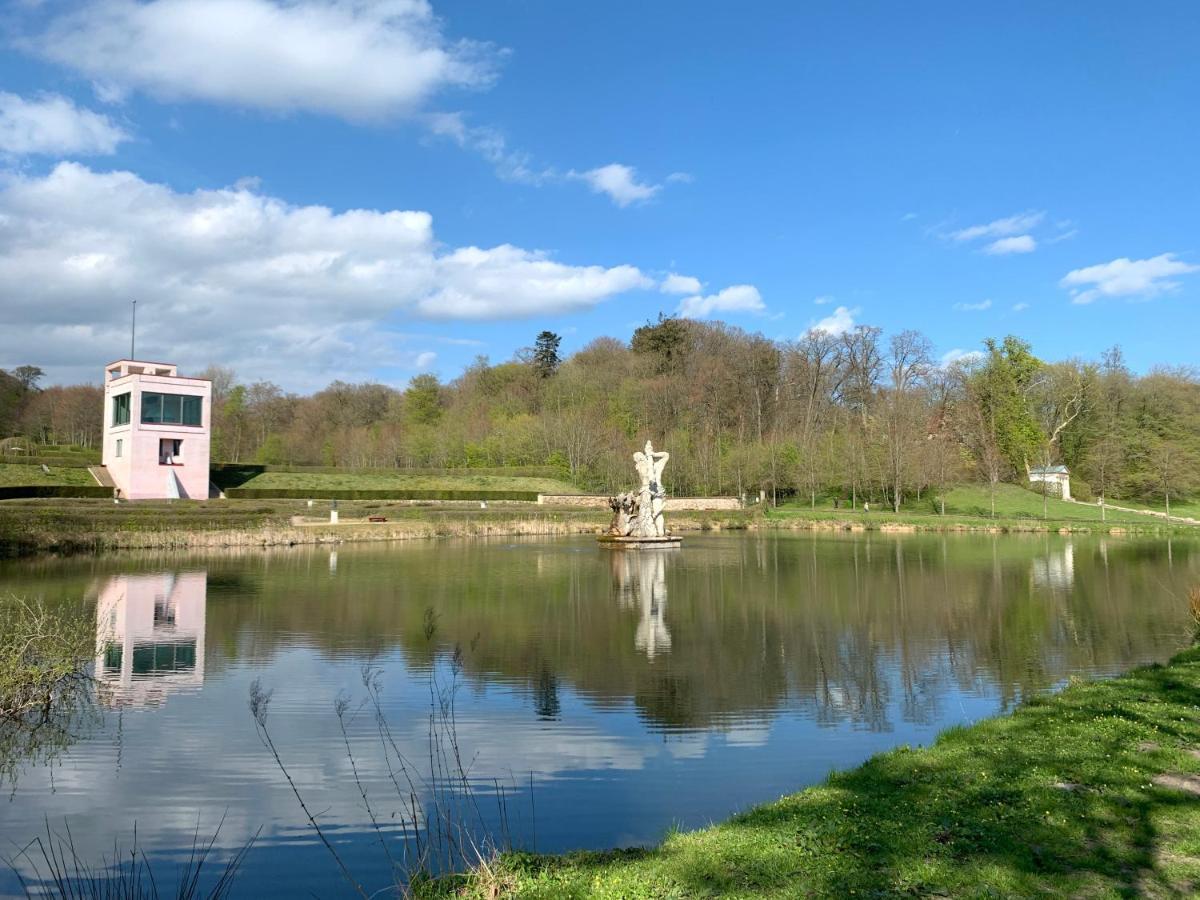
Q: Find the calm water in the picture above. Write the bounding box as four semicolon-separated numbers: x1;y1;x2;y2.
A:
0;532;1196;897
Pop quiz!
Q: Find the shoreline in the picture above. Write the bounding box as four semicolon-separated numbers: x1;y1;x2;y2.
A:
2;502;1197;556
426;647;1200;898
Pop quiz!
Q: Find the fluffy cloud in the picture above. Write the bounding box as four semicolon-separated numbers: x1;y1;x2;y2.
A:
417;245;650;318
813;295;834;305
953;299;992;311
32;0;496;121
940;348;984;368
0;163;650;385
809;305;858;336
569;163;660;207
1060;253;1199;305
984;234;1036;255
659;273;702;295
0;91;129;155
1012;302;1030;312
676;284;763;319
949;211;1045;242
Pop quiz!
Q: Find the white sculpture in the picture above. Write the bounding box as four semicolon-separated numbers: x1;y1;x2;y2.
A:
608;440;671;538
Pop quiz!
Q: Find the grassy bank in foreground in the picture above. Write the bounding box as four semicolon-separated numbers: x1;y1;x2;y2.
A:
429;647;1200;899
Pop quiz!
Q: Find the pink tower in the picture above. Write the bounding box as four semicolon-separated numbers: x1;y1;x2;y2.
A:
101;360;212;499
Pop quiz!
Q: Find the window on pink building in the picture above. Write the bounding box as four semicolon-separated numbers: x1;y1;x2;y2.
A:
159;439;182;465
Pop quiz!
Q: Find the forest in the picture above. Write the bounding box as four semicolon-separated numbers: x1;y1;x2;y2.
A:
2;318;1198;509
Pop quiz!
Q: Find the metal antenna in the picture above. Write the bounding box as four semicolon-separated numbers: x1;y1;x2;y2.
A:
130;300;137;359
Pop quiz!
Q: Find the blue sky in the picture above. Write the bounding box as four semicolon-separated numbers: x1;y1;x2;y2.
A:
1;1;1197;389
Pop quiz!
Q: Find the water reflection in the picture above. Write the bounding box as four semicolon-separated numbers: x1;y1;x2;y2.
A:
0;534;1196;897
94;571;207;708
610;550;672;659
1032;541;1075;589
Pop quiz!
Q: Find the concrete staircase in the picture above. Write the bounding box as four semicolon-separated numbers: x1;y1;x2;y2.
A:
88;465;114;489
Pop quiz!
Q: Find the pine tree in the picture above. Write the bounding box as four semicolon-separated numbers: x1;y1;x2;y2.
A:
533;331;562;378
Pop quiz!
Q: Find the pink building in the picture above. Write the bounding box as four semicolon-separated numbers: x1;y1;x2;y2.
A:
102;359;212;499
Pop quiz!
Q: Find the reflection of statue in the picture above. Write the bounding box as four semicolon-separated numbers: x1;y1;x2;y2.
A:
610;550;671;659
632;440;670;538
94;571;207;708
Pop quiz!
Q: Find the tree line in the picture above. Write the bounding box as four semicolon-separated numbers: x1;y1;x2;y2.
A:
2;320;1198;508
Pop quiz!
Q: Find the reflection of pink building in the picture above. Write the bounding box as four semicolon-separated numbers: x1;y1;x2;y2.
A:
102;360;211;499
95;572;207;708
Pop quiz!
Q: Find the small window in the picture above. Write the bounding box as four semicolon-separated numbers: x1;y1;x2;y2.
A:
112;392;131;426
160;438;182;465
114;439;123;458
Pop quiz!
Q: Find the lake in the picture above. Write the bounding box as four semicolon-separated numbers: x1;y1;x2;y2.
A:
1;532;1196;897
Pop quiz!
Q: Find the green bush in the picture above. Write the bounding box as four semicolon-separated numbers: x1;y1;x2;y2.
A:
0;485;112;500
224;487;540;501
1070;477;1094;502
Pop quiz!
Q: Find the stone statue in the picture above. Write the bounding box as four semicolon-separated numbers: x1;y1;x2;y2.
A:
632;440;670;538
606;491;639;536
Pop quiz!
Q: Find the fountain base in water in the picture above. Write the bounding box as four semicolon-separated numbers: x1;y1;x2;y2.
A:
597;534;682;549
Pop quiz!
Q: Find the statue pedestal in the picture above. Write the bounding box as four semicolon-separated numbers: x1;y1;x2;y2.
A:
598;534;682;549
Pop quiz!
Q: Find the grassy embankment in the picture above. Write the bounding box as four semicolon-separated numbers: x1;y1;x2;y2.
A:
0;462;96;487
428;646;1200;899
767;483;1200;534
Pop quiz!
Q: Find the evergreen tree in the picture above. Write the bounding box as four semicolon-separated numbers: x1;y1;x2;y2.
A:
533;330;562;378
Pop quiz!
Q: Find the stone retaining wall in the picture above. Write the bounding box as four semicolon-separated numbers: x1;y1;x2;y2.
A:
537;494;742;510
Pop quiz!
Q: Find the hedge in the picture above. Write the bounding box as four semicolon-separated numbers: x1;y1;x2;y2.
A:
223;487;540;501
210;463;565;479
0;485;113;500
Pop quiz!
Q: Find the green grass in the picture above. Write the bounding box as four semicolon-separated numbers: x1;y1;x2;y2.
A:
771;483;1198;531
428;647;1200;899
238;471;580;493
0;463;98;487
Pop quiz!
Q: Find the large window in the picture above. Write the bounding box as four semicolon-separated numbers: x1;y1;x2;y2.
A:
141;392;202;426
112;392;131;426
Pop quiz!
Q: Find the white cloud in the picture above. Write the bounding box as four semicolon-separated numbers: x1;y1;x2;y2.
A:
427;118;679;208
665;172;693;184
808;305;858;336
413;351;437;369
0;163;650;386
659;273;702;295
0;91;129;155
424;112;546;184
984;234;1036;255
953;299;992;311
813;295;834;305
1012;302;1030;312
1060;253;1199;305
940;348;984;368
569;163;660;207
417;244;650;318
949;210;1045;242
32;0;497;121
676;284;763;319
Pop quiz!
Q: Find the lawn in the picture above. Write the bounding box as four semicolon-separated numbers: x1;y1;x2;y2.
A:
428;646;1200;898
0;463;97;487
772;483;1193;529
238;471;580;494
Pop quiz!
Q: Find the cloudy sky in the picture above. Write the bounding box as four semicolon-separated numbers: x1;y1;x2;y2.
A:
0;1;1197;388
